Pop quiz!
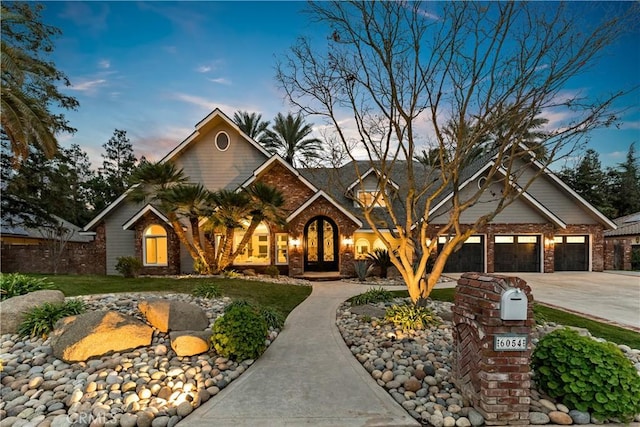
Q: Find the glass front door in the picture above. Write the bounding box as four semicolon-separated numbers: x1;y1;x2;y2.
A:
304;216;339;271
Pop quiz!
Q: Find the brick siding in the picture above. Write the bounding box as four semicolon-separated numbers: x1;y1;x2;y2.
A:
133;213;181;275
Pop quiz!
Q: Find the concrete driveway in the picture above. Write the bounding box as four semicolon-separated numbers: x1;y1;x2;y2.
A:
444;272;640;330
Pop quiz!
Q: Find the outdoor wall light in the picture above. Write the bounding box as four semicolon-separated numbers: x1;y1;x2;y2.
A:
544;237;555;247
343;237;354;248
290;237;300;249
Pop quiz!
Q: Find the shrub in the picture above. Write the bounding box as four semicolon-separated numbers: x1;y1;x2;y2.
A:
532;328;640;422
385;303;438;331
0;273;53;300
211;304;268;360
264;265;280;278
353;260;373;281
18;299;86;338
224;299;255;313
260;307;285;329
192;282;221;299
115;256;142;278
223;269;241;279
349;286;393;305
366;248;393;278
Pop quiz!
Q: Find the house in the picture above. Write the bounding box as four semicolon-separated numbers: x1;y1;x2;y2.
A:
1;214;101;275
83;109;616;277
604;212;640;270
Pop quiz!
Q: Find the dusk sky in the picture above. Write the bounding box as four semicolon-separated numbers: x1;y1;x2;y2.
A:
36;1;640;169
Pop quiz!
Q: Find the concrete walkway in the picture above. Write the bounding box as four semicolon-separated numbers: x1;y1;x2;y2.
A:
180;281;419;427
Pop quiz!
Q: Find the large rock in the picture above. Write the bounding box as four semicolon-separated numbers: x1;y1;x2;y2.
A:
169;330;211;357
50;310;153;362
138;299;209;332
0;290;65;334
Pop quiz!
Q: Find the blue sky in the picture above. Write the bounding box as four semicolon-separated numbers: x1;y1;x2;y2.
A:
37;1;639;169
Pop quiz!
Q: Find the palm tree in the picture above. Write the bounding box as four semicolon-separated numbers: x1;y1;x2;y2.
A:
233;110;270;141
262;113;323;167
1;3;78;162
208;190;253;272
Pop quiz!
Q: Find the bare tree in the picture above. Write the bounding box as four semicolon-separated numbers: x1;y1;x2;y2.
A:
39;220;75;275
277;1;637;302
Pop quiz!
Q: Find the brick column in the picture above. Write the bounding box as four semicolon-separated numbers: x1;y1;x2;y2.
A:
452;273;534;425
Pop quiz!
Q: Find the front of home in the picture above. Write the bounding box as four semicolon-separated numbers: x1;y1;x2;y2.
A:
82;109;616;277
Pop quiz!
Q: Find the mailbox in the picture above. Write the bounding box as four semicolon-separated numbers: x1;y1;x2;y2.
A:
500;288;528;320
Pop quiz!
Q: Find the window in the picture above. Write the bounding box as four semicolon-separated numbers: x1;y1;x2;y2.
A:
215;131;230;151
356;190;386;208
144;225;168;266
355;238;370;259
276;233;288;265
234;222;270;265
373;238;386;251
495;236;514;244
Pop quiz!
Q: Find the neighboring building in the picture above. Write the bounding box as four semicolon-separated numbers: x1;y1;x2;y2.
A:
604;212;640;271
1;214;103;275
82;109;616;277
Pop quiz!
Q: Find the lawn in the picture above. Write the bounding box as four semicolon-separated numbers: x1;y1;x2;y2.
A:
35;274;312;318
390;288;640;348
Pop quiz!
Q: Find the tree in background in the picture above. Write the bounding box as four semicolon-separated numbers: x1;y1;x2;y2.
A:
558;149;616;218
608;143;640;217
261;112;323;167
233;111;270;142
277;1;635;302
0;2;78;163
89;129;139;212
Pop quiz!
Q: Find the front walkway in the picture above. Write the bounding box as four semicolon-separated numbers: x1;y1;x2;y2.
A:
180;281;419;426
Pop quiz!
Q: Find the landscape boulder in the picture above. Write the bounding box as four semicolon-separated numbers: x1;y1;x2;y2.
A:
0;290;65;334
50;310;153;362
169;330;211;357
138;299;209;332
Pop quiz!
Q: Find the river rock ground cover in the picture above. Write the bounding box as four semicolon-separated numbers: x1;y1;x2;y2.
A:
337;297;640;426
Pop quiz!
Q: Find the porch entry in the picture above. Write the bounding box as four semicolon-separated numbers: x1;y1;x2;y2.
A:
304;216;339;272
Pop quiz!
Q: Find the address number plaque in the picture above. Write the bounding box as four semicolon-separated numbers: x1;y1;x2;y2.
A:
494;334;528;351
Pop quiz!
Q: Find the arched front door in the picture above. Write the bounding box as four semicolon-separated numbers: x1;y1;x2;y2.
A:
304;216;339;272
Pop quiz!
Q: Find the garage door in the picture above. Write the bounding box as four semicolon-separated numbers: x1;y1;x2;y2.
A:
494;235;541;272
438;235;484;273
554;235;589;271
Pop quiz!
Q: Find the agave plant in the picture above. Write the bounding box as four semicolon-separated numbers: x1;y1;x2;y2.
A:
366;248;393;278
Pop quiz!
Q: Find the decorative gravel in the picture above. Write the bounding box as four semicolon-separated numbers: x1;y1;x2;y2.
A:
0;293;279;427
337;297;640;426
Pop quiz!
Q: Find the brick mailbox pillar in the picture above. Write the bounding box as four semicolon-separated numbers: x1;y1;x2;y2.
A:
452;272;534;425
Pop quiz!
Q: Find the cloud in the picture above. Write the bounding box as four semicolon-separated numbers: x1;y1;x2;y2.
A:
132;126;194;162
196;65;212;73
98;59;111;69
171;93;217;110
208;77;231;85
68;79;107;92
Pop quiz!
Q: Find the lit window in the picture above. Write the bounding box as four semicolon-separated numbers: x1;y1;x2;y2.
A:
355;238;370;259
234;222;270;265
518;236;538;244
276;233;288;265
373;238;386;251
566;236;586;244
356;190;386;207
144;225;168;266
495;236;514;244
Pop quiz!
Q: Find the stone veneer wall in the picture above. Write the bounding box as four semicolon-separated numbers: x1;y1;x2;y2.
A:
453;273;534;425
134;213;181;276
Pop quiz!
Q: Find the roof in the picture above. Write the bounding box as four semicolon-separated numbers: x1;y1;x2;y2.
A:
605;212;640;237
1;214;94;243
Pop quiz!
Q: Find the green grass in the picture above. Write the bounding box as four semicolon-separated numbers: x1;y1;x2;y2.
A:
389;287;640;348
31;275;311;319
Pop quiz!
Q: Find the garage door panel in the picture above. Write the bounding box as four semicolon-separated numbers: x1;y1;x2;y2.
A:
554;235;589;271
439;236;484;273
494;235;541;272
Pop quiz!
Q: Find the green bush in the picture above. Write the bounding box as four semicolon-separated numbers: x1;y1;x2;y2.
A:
18;299;86;338
353;260;373;281
532;328;640;421
211;304;268;360
260;307;285;329
115;256;142;278
366;248;393;278
223;269;241;279
264;265;280;278
192;282;221;299
0;273;53;301
224;299;255;313
385;303;438;331
349;286;393;305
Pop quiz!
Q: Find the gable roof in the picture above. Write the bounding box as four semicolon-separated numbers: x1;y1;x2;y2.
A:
605;212;640;237
84;108;270;231
122;204;171;230
239;154;319;192
286;191;363;226
345;167;400;192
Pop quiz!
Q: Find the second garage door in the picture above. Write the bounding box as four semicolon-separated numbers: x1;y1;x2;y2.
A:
554;235;589;271
439;235;484;273
494;235;541;272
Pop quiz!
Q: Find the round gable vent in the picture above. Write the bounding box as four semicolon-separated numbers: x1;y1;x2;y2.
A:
215;131;230;151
